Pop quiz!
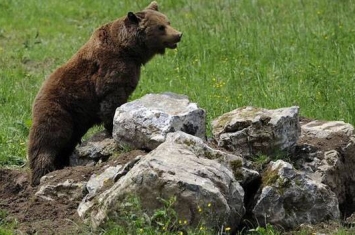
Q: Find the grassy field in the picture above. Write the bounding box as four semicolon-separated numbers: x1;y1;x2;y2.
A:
1;0;355;167
2;1;355;234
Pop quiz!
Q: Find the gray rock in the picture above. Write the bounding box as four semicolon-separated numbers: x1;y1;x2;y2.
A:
296;120;355;215
301;120;354;138
70;131;120;166
35;179;86;201
84;132;245;230
77;156;142;218
211;106;300;157
77;165;123;218
150;131;260;186
113;93;206;150
252;160;340;229
86;165;124;196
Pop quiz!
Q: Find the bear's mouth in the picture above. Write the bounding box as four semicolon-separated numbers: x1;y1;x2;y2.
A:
164;42;178;49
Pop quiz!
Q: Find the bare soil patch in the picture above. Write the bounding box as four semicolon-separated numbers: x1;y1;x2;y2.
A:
0;150;145;234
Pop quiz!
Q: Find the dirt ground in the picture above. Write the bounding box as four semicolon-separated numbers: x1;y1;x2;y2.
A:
0;150;145;235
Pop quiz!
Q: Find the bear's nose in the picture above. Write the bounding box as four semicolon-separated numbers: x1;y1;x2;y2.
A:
178;33;183;41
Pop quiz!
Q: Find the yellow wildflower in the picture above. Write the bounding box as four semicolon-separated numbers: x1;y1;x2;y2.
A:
198;206;202;213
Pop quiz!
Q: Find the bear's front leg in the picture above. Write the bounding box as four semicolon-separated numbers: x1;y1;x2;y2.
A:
99;90;128;135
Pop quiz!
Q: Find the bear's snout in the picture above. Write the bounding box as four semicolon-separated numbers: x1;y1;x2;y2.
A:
177;32;183;41
173;32;183;44
163;30;182;49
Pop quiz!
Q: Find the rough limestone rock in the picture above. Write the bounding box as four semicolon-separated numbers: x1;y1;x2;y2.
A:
78;157;141;218
84;132;245;230
301;120;354;138
35;179;86;201
156;131;260;186
211;106;300;157
295;119;355;215
113;93;206;150
252;160;340;229
70;131;119;167
77;165;122;217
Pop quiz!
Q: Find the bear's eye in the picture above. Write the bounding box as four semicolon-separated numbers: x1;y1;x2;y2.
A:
158;25;165;31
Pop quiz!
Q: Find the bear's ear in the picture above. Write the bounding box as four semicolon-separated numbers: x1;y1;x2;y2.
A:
127;12;140;24
145;1;159;11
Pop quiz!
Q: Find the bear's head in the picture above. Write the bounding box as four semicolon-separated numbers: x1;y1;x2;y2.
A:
127;1;182;55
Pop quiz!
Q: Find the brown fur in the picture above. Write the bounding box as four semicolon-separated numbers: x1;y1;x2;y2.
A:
28;1;182;186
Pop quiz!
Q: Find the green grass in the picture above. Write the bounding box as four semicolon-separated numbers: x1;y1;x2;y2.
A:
99;196;218;235
2;2;355;234
1;0;355;166
0;209;15;235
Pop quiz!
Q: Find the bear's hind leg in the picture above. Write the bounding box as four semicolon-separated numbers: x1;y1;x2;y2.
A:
30;151;57;186
28;107;74;186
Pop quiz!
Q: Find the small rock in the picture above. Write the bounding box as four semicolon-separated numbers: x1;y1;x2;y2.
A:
35;179;86;201
70;131;120;166
301;120;354;139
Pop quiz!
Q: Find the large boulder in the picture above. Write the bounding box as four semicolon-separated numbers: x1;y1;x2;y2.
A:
295;118;355;216
113;93;206;150
83;132;246;231
252;160;340;229
77;158;141;218
211;106;300;157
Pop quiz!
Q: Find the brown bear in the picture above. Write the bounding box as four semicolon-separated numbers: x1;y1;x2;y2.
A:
28;1;182;186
